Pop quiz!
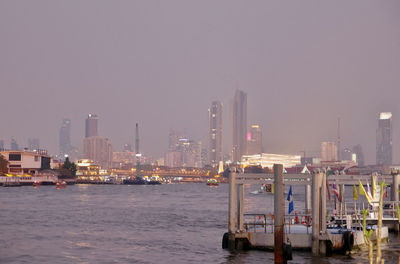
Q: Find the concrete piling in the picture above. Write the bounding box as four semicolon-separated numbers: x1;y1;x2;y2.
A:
274;164;284;264
391;173;400;233
237;183;244;232
312;170;321;256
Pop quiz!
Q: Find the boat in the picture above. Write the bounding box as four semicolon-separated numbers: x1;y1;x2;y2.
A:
206;179;219;186
56;181;67;189
251;184;274;194
33;181;41;188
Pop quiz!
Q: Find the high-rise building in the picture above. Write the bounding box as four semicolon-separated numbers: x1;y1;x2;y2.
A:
85;114;98;138
10;138;19;151
0;139;4;150
352;144;365;167
231;90;247;163
168;130;180;150
321;142;338;161
27;138;40;151
376;112;392;165
59;118;73;159
83;136;113;169
208;101;223;166
247;124;263;155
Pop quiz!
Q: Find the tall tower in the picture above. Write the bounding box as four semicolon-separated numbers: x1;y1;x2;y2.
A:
85;114;98;138
376;112;392;165
208;101;223;166
59;118;71;158
231;90;247;163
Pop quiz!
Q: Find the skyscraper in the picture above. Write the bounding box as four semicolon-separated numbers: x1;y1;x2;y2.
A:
59;118;72;158
0;139;4;150
321;142;338;161
28;138;40;151
85;114;98;138
376;112;392;165
231;90;247;163
247;124;263;155
352;144;365;167
10;138;19;151
83;136;113;169
208;101;223;166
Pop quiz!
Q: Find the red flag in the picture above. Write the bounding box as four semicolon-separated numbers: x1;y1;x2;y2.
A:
326;176;331;201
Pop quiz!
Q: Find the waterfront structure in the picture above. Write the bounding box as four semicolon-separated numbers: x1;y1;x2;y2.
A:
376;112;392;165
321;142;338;161
247;124;262;155
0;150;54;174
352;144;365;167
83;136;113;169
27;138;40;151
231;90;247;163
85;114;98;138
75;159;100;179
208;101;223;166
59;118;73;159
241;153;301;169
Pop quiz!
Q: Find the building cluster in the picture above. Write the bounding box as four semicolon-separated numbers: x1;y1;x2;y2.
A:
0;89;396;176
165;131;202;168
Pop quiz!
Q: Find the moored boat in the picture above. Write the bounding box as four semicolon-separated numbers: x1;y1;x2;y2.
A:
206;179;219;186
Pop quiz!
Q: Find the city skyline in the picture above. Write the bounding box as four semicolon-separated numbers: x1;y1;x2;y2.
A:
1;1;399;164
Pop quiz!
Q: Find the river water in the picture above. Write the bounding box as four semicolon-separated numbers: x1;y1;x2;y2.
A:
1;184;400;263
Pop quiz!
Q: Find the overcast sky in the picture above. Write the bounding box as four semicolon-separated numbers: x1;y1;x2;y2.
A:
1;1;399;164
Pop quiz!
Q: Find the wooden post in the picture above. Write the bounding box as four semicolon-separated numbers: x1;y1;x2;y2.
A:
312;170;321;256
274;164;284;264
237;184;244;232
228;170;237;234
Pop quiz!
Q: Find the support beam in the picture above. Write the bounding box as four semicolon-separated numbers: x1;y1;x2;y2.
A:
305;184;312;214
274;164;284;264
392;173;400;233
321;172;327;235
237;184;244;232
228;170;237;234
312;171;321;256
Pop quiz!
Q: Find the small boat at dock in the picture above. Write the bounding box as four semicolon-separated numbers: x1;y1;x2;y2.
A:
206;179;219;186
56;181;67;189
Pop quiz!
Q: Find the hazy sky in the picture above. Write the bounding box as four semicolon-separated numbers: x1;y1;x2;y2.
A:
1;1;399;164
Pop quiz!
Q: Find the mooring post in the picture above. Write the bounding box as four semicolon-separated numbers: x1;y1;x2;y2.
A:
237;183;244;232
391;173;400;233
274;164;284;264
312;170;321;256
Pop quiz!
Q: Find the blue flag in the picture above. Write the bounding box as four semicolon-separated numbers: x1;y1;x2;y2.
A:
287;185;294;214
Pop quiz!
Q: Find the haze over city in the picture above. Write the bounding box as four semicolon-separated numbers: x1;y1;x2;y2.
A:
1;1;400;164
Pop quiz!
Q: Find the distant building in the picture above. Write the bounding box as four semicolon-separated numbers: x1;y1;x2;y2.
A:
247;124;263;155
168;130;180;150
231;90;247;163
0;139;4;150
241;153;301;169
208;101;223;166
59;118;72;159
341;148;352;161
27;138;40;151
321;142;338;161
85;114;98;138
83;136;113;169
165;150;182;168
353;144;365;167
0;150;54;175
10;138;19;151
123;143;133;152
112;151;135;168
376;112;392;165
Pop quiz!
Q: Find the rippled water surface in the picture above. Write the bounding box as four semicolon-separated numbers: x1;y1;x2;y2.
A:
1;184;400;263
